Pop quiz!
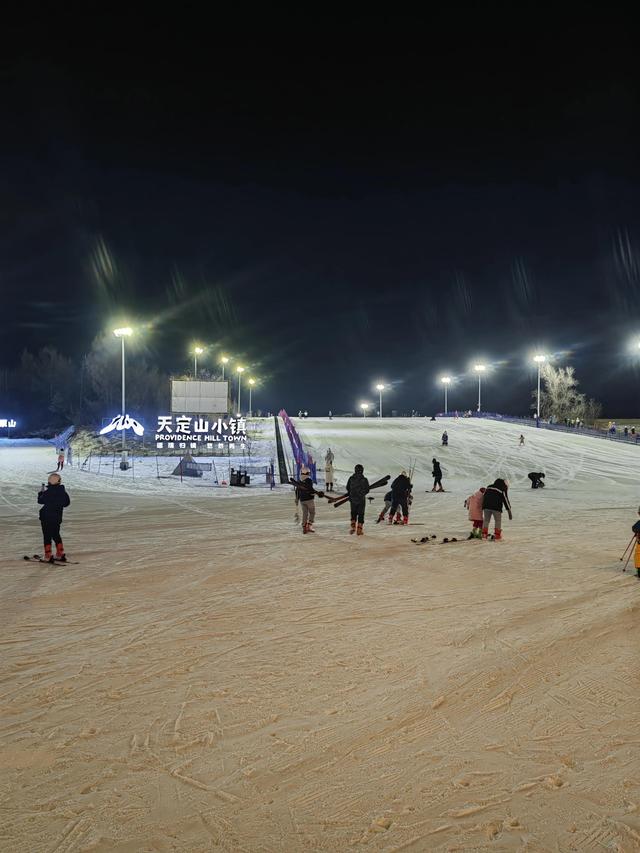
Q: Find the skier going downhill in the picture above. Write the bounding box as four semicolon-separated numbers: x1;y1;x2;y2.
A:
295;466;316;534
388;470;412;525
376;489;393;523
431;458;444;492
346;464;370;535
481;478;512;540
38;473;71;563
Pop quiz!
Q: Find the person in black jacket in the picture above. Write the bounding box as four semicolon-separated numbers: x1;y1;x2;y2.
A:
481;478;512;540
388;470;412;525
295;466;316;534
528;472;545;489
37;473;71;562
431;458;444;492
376;489;393;524
346;464;370;535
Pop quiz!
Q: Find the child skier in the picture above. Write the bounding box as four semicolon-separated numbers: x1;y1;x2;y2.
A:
388;470;412;524
441;431;449;446
481;478;512;540
37;473;71;562
346;464;370;535
632;508;640;579
295;466;316;534
464;487;486;538
431;458;444;491
376;489;393;523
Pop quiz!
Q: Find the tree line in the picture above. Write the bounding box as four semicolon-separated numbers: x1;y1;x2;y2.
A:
533;364;602;424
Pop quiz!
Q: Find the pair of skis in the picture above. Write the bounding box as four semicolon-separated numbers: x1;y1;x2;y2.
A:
23;554;79;565
289;475;391;509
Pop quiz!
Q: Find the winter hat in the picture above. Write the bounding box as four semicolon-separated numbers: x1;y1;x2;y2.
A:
48;473;62;485
400;469;407;476
300;466;310;476
354;464;364;475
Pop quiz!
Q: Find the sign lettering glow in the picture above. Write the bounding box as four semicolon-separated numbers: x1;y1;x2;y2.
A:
154;415;247;449
0;418;17;428
100;414;145;437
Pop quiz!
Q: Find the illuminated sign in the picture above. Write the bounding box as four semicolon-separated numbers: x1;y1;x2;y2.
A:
0;418;17;428
155;415;247;450
99;414;145;437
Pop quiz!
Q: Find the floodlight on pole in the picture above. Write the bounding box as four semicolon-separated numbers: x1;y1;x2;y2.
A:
533;354;547;420
113;327;133;463
236;366;245;415
221;355;229;381
474;364;486;412
441;376;451;414
375;383;385;417
248;378;256;417
193;346;204;378
360;402;369;418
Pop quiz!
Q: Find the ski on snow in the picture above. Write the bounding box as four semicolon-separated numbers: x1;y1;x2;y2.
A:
23;554;79;565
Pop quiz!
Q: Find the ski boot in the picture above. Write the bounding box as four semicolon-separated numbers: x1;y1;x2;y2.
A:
494;529;502;541
402;517;408;525
43;545;55;564
376;512;385;524
350;520;357;535
356;523;364;536
56;543;66;561
302;523;308;535
393;513;402;525
306;524;315;533
481;528;489;540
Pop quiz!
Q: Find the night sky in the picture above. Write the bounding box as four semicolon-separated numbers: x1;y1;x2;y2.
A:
3;14;640;416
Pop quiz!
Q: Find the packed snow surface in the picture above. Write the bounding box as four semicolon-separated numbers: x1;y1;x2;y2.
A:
1;416;639;851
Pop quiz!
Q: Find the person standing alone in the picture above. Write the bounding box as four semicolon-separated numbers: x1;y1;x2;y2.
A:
56;448;65;471
38;473;71;562
431;458;444;492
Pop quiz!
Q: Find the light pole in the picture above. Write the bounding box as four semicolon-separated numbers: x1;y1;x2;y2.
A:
193;346;204;378
236;366;245;415
441;376;451;414
360;403;369;418
248;378;255;417
376;383;385;418
474;364;486;412
113;327;133;465
221;356;229;381
533;354;547;420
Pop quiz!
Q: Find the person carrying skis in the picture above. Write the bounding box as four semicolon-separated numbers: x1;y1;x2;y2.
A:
441;431;448;446
481;478;512;540
295;465;316;534
527;472;545;489
56;448;65;471
346;464;370;535
38;472;71;562
376;489;393;523
464;486;486;538
388;470;412;525
632;508;640;579
431;458;444;492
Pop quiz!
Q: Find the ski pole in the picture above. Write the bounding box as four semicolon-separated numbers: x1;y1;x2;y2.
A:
619;535;635;562
623;540;636;573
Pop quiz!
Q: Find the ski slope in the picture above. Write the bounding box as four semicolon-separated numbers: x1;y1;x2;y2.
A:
1;416;639;851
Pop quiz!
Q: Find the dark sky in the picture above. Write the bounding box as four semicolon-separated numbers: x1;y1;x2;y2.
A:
3;13;640;416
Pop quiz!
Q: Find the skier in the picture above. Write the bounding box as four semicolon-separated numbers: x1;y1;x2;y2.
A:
376;489;393;524
481;478;512;540
388;470;412;525
464;486;486;538
431;458;444;492
519;434;525;446
528;472;545;489
328;410;333;420
56;448;65;471
442;431;449;446
346;464;370;535
632;508;640;579
324;457;334;492
325;448;334;465
295;465;316;534
38;473;71;562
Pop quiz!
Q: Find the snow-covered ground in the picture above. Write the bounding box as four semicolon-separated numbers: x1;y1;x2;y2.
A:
1;416;639;851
